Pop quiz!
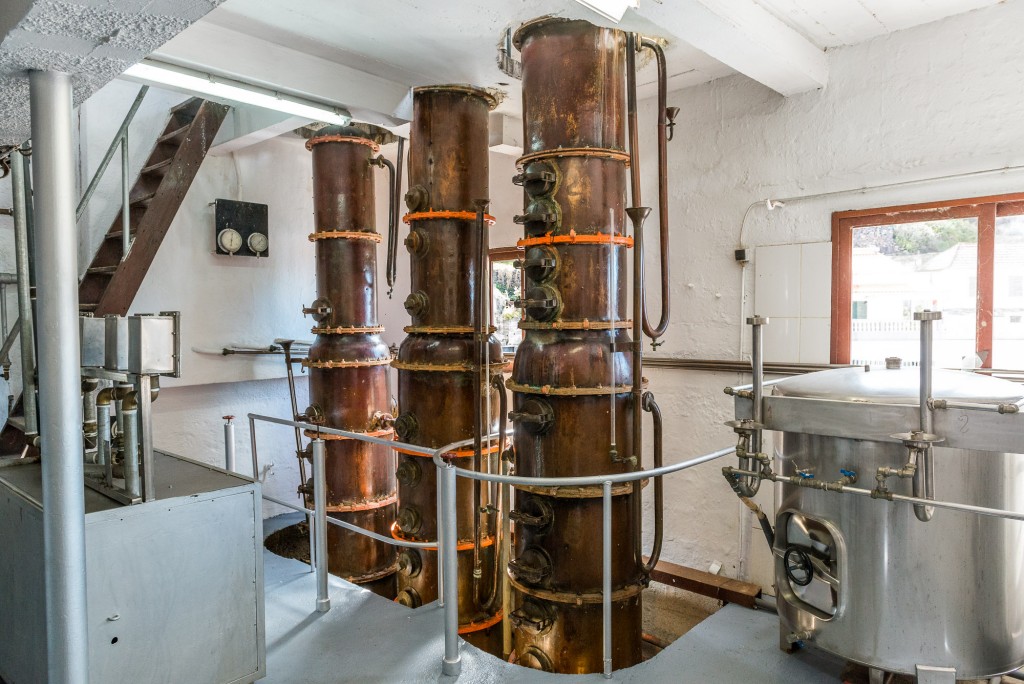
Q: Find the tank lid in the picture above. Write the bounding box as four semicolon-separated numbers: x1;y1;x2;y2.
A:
773;366;1024;405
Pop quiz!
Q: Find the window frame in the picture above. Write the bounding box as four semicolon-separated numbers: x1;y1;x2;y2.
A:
831;192;1024;368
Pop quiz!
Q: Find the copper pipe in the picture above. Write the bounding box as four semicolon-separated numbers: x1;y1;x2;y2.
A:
386;137;405;297
638;391;663;574
639;37;672;343
473;199;489;608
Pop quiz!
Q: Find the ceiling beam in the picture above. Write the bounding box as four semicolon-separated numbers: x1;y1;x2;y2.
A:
152;22;412;126
645;0;828;96
209;106;312;156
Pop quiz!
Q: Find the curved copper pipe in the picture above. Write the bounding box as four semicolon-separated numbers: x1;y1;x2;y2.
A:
638;391;664;575
639;37;672;343
481;373;507;612
385;138;405;297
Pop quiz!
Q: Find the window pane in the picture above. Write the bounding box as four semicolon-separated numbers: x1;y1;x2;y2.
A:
492;260;522;353
994;214;1024;368
850;218;978;367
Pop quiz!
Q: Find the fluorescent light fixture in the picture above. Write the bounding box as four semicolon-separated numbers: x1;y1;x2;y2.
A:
122;60;352;126
573;0;638;23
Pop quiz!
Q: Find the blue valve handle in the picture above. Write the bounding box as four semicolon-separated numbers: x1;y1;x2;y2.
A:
840;469;857;478
797;471;814;480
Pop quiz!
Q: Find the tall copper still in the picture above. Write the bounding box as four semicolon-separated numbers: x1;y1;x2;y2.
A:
392;86;504;652
300;125;400;598
508;17;674;673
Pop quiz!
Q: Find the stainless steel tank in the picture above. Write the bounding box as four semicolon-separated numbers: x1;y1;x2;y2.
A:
769;365;1024;680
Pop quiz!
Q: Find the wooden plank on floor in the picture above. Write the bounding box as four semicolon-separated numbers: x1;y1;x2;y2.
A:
648;558;762;608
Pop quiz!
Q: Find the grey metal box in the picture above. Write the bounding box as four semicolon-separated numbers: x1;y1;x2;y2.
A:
104;315;129;371
79;316;105;367
128;314;175;374
0;451;266;684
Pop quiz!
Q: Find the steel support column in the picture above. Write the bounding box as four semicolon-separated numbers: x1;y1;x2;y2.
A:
30;69;89;684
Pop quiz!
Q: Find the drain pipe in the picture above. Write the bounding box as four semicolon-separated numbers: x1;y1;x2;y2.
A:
11;147;37;438
30;69;89;684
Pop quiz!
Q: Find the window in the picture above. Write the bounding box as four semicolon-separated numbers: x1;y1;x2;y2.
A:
490;247;523;355
832;194;1024;369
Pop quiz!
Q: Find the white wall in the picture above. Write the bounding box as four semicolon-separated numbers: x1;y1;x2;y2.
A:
639;0;1024;591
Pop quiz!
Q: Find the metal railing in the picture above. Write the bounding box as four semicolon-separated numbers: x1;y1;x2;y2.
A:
245;412;734;679
77;85;148;261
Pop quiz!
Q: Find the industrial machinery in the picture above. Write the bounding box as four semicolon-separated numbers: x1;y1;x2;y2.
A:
0;312;265;684
391;85;504;651
507;17;674;673
291;125;401;597
724;314;1024;682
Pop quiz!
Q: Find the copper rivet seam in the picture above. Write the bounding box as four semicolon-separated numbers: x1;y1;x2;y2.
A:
311;325;386;335
517;146;630;167
459;610;503;634
345;563;399;585
390;525;496;551
319;493;398;513
308;230;383;243
303;357;393;369
390;360;507;372
507;576;644;605
303;427;395;441
505;380;632;396
402;210;497;225
394;442;502;459
403;325;497;335
518;320;631;331
512;481;639;499
305;135;380;152
517;231;633;249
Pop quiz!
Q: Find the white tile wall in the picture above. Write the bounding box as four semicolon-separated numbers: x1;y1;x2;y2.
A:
756;241;833;363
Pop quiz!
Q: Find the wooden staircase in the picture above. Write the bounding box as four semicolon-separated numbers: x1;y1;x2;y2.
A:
79;97;228;316
0;97;228;453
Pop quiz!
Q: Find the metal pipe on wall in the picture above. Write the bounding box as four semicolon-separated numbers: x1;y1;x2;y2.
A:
11;148;37;438
392;85;502;652
30;68;90;684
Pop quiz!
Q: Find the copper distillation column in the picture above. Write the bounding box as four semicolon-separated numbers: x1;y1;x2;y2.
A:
507;18;674;673
392;86;504;652
298;126;401;598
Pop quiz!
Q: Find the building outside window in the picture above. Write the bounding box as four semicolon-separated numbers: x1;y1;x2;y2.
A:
490;247;523;355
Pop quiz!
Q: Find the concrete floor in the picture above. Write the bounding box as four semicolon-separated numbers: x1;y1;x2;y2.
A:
262;513;844;683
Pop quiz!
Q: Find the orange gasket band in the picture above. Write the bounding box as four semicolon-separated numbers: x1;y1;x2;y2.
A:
517;146;630;167
518;319;632;331
305;135;380;152
321;493;397;513
459;611;503;634
308;230;382;243
302;357;392;369
394;442;502;459
402;211;496;225
312;325;385;335
303;427;394;441
390;524;496;551
517;230;633;248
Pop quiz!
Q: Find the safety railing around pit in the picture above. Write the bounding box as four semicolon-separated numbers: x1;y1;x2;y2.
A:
246;412;735;679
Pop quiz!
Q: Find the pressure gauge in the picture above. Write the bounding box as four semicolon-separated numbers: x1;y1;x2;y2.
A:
217;227;243;254
247;231;269;254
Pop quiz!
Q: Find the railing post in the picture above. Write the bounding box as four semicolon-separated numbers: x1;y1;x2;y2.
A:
441;461;460;676
602;479;613;679
436;460;445;607
312;438;330;613
223;415;236;472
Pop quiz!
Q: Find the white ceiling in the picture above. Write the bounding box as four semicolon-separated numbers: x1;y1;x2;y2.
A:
754;0;1004;49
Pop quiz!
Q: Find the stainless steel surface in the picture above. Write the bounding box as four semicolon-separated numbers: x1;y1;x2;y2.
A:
224;416;236;472
96;401;110;483
441;461;461;676
913;310;938;521
137;374;154;502
769;365;1024;679
11;149;36;436
0;451;264;684
76;85;148;221
122;400;140;498
31;69;90;684
127;314;175;374
312;438;330;613
104;315;129;371
80;315;106;367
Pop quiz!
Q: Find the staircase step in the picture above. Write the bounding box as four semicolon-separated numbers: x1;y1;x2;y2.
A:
86;265;118;276
140;158;172;177
107;228;136;240
79;303;98;312
157;124;190;145
130;191;157;207
170;97;203;117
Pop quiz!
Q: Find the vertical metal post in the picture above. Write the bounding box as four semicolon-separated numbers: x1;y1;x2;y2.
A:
441;462;460;676
11;149;38;437
602;479;613;679
120;134;130;259
223;415;236;472
122;397;140;499
137;374;154;502
436;461;445;606
312;438;330;613
97;400;111;485
748;315;767;455
30;69;89;684
1;283;7;341
247;414;259;480
913;310;941;522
